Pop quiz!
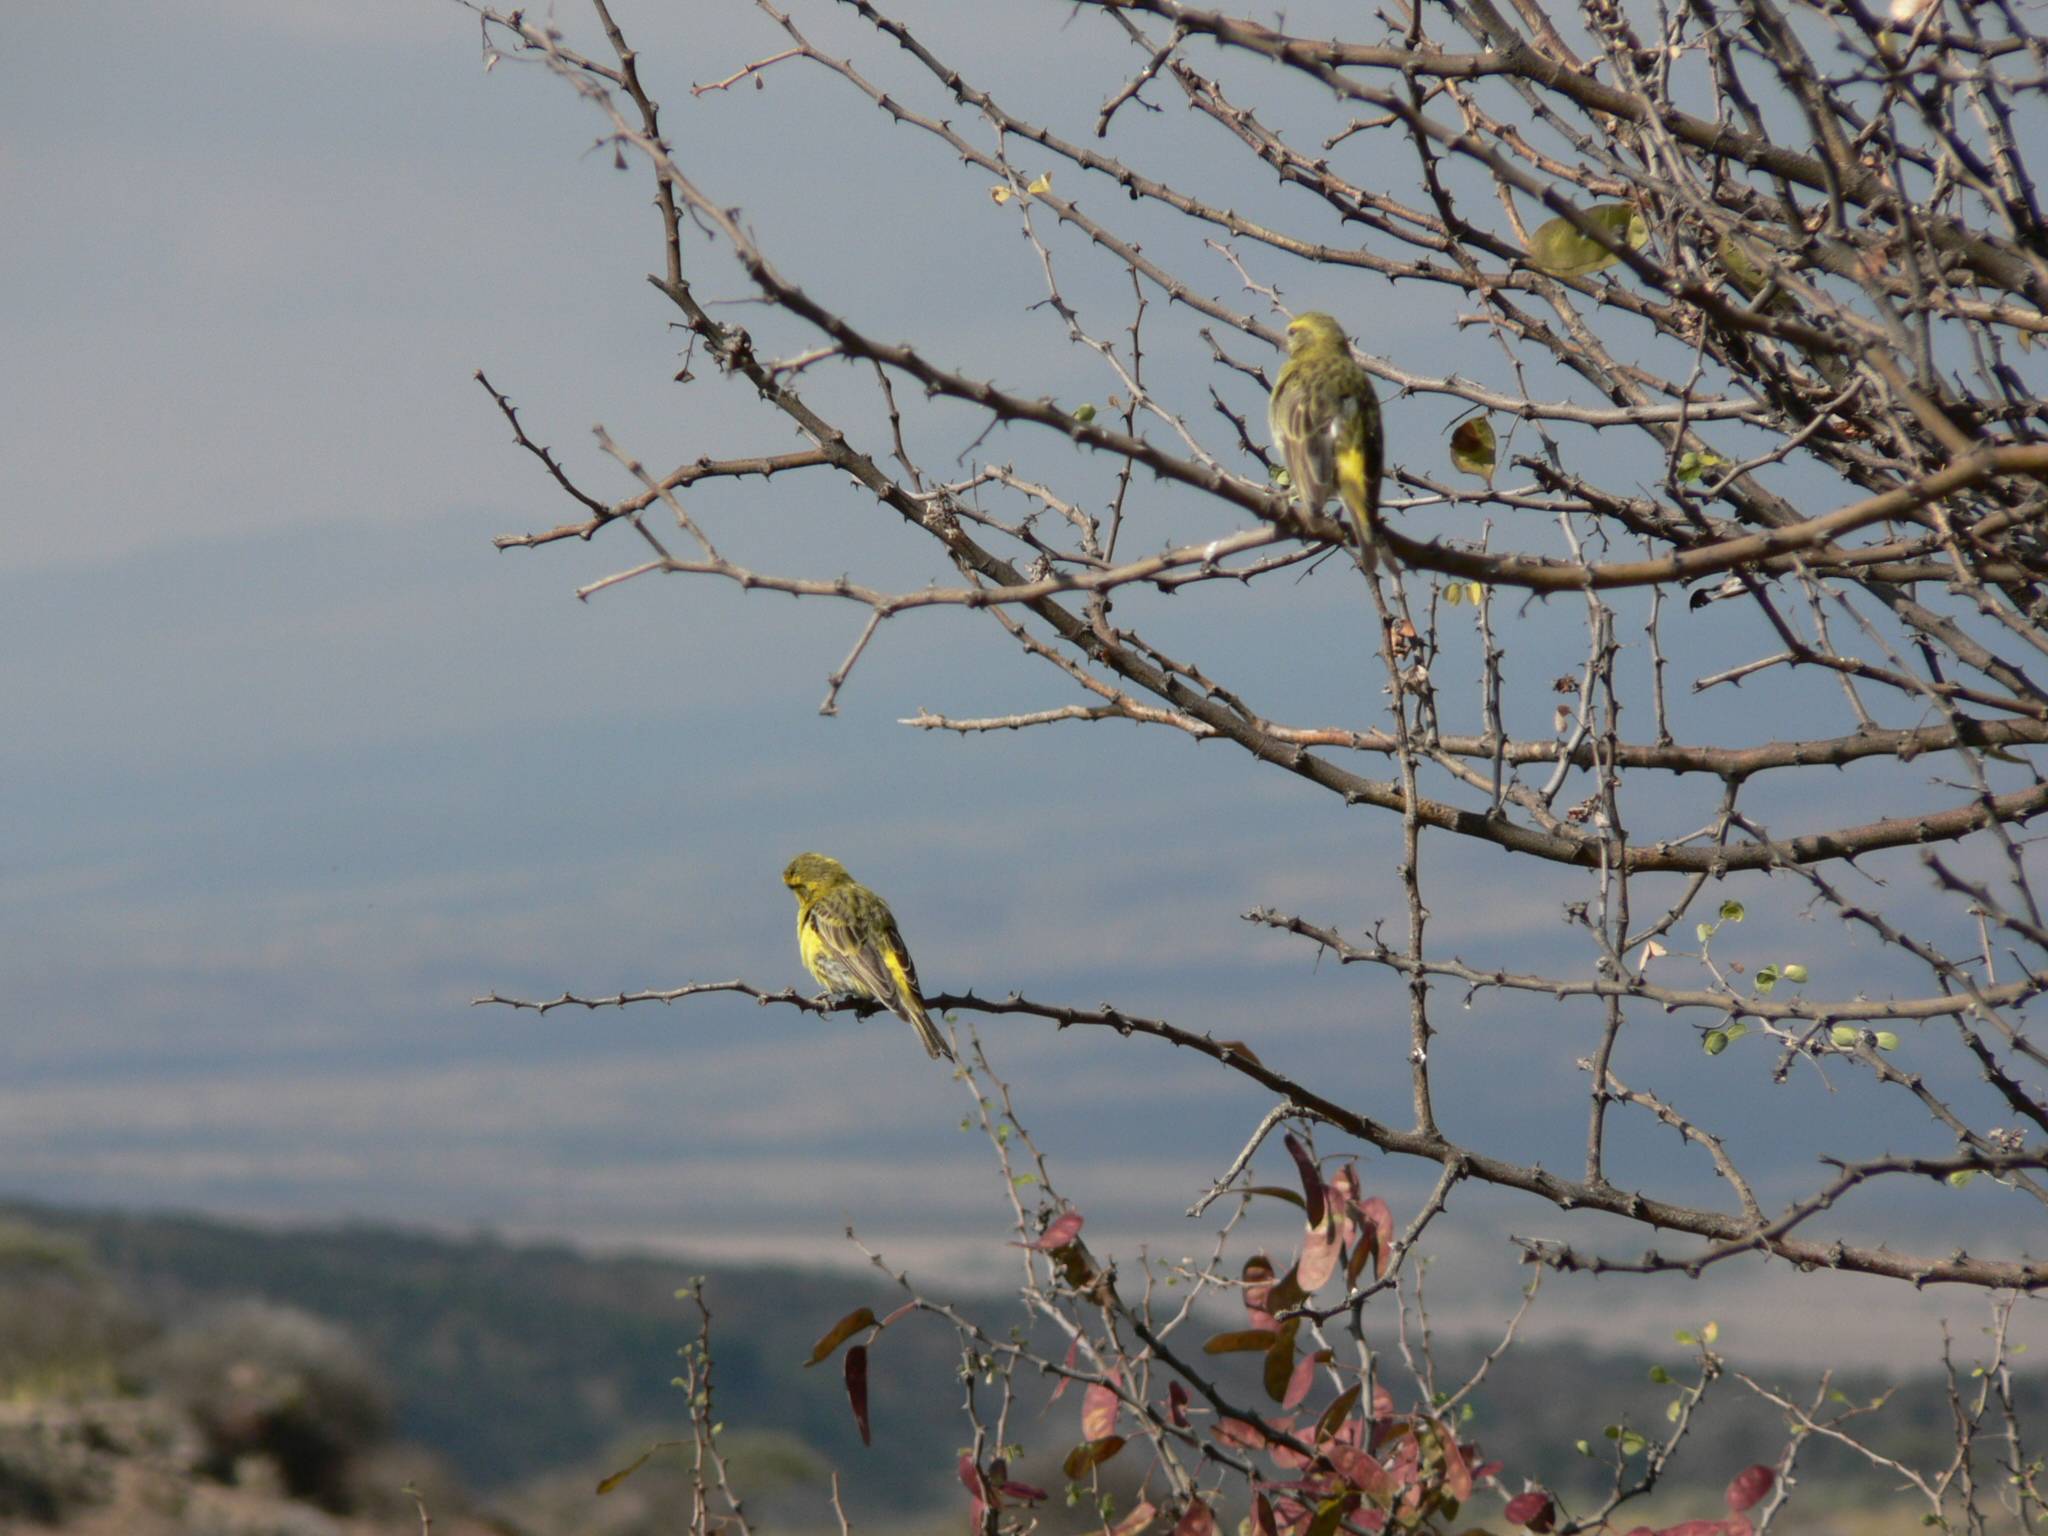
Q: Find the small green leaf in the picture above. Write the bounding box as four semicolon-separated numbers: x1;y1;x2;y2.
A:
1831;1025;1862;1049
1575;1440;1592;1456
1719;900;1746;922
1696;922;1717;945
1445;582;1467;607
1619;1430;1648;1456
1529;202;1649;277
1674;1330;1696;1345
1724;1022;1749;1042
1649;1365;1672;1384
1703;1030;1729;1057
1450;415;1497;481
1781;963;1809;983
1072;402;1097;424
1951;1168;1978;1189
1703;1321;1719;1344
1875;1031;1900;1052
1755;965;1778;994
1666;1399;1682;1422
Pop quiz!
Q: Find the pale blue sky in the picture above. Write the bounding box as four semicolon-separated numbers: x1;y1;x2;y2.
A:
4;0;2040;1363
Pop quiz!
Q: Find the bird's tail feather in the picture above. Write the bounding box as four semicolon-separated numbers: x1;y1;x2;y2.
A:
901;993;954;1061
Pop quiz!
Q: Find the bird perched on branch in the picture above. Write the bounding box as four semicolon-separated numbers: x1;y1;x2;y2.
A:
1268;311;1389;572
782;852;953;1061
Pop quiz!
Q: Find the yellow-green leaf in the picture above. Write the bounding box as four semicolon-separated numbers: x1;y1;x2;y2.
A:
1450;416;1496;481
1529;203;1648;277
1026;171;1053;196
804;1307;878;1367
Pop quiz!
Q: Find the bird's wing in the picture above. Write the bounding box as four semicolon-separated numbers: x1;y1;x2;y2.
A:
1275;369;1340;509
807;887;916;1015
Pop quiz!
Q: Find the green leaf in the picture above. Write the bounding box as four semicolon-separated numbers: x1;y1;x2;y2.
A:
1782;962;1809;983
1666;1399;1682;1422
1445;582;1467;607
1674;1330;1696;1345
1703;1321;1719;1344
1648;1365;1672;1384
1072;403;1097;424
1450;416;1497;481
1875;1031;1900;1052
1754;965;1778;994
1696;922;1717;945
596;1449;656;1496
1719;900;1746;922
1950;1168;1978;1189
1831;1025;1862;1049
1703;1030;1729;1057
1528;203;1649;277
1724;1022;1749;1042
1619;1430;1648;1456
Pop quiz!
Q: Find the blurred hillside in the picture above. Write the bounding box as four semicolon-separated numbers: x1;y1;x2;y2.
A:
0;1200;2035;1534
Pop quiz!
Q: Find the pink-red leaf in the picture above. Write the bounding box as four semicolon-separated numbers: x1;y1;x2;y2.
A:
1436;1419;1472;1502
1051;1334;1081;1402
804;1307;877;1367
1284;1133;1329;1227
1083;1375;1121;1440
1174;1496;1218;1536
1001;1478;1048;1503
1298;1213;1340;1294
1168;1379;1190;1427
1019;1208;1085;1251
1253;1493;1279;1536
1354;1197;1394;1278
1243;1254;1277;1329
844;1344;871;1446
1504;1490;1557;1531
1107;1500;1158;1536
1326;1444;1394;1500
1725;1464;1775;1513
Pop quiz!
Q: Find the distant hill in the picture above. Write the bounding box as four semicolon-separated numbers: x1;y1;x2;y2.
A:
3;1200;2035;1528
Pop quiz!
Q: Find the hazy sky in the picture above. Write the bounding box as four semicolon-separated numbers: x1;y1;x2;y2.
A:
6;0;2041;1368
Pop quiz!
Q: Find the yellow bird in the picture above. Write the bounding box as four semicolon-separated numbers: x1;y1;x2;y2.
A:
781;853;952;1061
1268;311;1389;572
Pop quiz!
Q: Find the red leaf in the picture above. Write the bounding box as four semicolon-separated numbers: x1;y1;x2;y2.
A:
1019;1208;1085;1250
1354;1197;1394;1277
1083;1374;1121;1440
1253;1493;1279;1536
1173;1496;1217;1536
1298;1213;1340;1294
1504;1490;1557;1531
1725;1464;1775;1513
844;1344;871;1446
1051;1334;1080;1402
1168;1380;1190;1427
1284;1133;1329;1227
1001;1479;1048;1503
1282;1350;1319;1409
1214;1416;1266;1451
804;1307;876;1366
1108;1500;1158;1536
1326;1444;1394;1499
1063;1436;1126;1478
1436;1419;1472;1502
957;1454;988;1500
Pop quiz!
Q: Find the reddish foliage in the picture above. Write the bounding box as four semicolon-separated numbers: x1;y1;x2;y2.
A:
1325;1443;1394;1499
1725;1464;1776;1513
843;1344;870;1446
1083;1373;1121;1439
1107;1500;1158;1536
1243;1254;1277;1330
1282;1350;1320;1409
1284;1133;1328;1227
1019;1208;1085;1251
1173;1496;1218;1536
1298;1208;1341;1293
1504;1490;1557;1531
1050;1333;1080;1402
1168;1379;1191;1427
